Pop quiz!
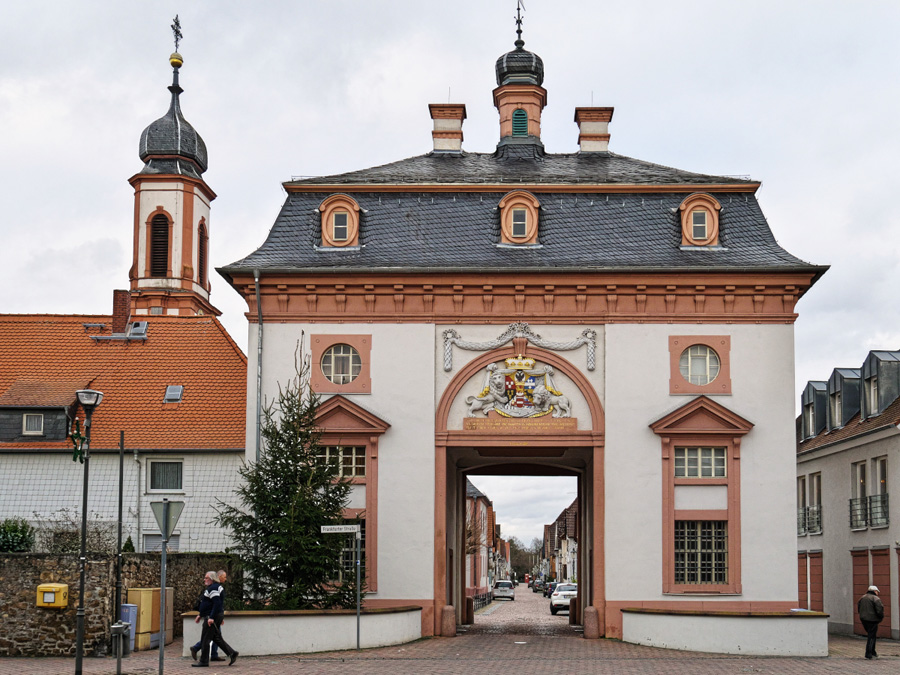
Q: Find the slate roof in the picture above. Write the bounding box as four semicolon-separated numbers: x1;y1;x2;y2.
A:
220;146;826;278
797;394;900;454
0;314;246;450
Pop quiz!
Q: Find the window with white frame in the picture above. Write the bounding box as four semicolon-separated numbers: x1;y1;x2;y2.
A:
868;377;879;415
674;520;728;585
797;475;808;535
317;446;366;477
850;461;868;529
691;210;708;240
333;212;349;242
871;456;889;527
678;345;720;386
808;473;823;533
321;344;362;385
831;391;842;428
674;447;726;478
804;402;816;438
149;460;183;491
511;208;527;238
22;413;44;435
853;461;867;500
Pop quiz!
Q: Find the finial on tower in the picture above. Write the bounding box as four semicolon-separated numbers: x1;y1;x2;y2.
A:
170;15;183;70
514;0;525;49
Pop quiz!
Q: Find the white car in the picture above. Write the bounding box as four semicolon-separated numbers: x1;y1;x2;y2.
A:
492;580;515;601
549;583;577;614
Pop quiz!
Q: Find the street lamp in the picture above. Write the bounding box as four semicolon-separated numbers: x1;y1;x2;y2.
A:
74;389;103;675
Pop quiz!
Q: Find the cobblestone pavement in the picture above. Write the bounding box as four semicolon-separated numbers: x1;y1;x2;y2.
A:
3;588;900;675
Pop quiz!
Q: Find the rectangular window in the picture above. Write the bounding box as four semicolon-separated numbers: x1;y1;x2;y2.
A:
338;520;365;582
870;457;889;527
804;403;815;438
149;460;183;491
691;210;708;240
868;377;879;415
317;446;366;477
797;475;808;535
333;212;349;241
143;534;180;552
674;520;727;584
850;461;868;529
23;413;44;435
808;473;823;533
512;208;527;238
674;447;726;478
831;392;842;428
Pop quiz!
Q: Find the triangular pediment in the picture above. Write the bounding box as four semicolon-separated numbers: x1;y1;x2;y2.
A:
650;396;753;436
315;395;390;434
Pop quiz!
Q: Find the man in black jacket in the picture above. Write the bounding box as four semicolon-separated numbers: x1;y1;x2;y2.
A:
858;585;884;659
192;571;238;667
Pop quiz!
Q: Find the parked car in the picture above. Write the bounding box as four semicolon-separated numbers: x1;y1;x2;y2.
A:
543;581;558;598
550;583;577;615
532;579;543;593
492;580;515;601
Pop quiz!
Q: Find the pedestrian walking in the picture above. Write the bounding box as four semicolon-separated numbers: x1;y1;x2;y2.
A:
192;570;238;668
858;585;884;659
191;569;229;661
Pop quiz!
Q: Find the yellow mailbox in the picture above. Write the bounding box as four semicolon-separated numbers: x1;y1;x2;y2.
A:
37;583;68;608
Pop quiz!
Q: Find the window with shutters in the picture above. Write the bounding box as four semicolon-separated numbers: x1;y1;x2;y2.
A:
198;220;208;287
150;213;170;277
512;108;528;136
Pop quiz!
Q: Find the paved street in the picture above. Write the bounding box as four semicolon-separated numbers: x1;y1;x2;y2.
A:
2;587;899;674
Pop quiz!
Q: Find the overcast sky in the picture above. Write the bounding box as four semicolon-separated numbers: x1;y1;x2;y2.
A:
3;2;899;544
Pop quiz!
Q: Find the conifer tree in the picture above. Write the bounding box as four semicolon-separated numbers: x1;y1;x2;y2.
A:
215;346;362;609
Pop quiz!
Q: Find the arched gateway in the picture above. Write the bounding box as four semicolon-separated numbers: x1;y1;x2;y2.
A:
435;338;606;635
222;13;825;653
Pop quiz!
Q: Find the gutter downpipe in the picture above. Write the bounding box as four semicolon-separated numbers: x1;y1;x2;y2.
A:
133;445;141;551
254;269;263;463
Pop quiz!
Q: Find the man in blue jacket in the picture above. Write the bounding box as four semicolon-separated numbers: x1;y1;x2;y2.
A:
192;571;238;667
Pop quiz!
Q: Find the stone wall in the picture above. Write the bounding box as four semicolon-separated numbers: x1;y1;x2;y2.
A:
0;552;238;656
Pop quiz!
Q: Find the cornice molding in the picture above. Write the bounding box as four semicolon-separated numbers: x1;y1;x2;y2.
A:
283;182;761;195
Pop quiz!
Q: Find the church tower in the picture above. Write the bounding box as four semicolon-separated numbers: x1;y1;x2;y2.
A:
128;45;219;316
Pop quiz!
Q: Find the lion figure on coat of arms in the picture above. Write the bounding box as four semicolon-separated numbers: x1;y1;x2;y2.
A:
465;367;507;417
532;384;571;418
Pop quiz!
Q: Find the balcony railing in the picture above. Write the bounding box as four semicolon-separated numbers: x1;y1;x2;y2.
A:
849;494;889;529
797;507;807;535
807;505;823;533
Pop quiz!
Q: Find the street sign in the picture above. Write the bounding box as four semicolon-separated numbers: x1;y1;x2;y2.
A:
321;524;360;534
150;500;184;540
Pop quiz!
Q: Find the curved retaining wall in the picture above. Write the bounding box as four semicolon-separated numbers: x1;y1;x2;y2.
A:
621;608;829;656
182;605;422;656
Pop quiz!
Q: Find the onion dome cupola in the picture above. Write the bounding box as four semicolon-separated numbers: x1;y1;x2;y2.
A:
493;6;547;151
128;17;219;318
138;52;209;179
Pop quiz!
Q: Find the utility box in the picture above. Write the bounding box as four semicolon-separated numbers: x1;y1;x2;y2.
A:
120;604;138;653
36;583;68;608
126;587;173;650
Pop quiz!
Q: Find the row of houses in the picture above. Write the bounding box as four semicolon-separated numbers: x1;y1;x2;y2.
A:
540;499;578;583
797;349;900;640
466;479;512;596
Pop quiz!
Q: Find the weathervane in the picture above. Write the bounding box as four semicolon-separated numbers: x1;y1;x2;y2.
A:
171;15;182;53
515;0;526;47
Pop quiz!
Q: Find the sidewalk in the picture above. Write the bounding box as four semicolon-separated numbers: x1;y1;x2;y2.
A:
0;633;897;675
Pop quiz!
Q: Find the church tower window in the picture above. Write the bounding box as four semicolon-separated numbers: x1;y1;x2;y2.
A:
150;213;170;277
512;109;528;136
198;220;208;288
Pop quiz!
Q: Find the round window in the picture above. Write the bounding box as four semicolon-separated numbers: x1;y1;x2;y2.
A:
679;344;720;386
321;344;362;385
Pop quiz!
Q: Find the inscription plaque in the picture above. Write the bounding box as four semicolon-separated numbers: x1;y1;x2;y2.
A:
462;417;578;434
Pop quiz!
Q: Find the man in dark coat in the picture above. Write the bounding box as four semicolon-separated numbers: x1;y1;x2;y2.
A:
858;585;884;659
192;571;238;668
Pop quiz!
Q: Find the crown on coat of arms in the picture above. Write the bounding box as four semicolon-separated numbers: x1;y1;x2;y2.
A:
505;354;535;370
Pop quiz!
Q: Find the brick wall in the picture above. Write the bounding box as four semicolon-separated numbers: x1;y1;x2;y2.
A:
0;552;237;656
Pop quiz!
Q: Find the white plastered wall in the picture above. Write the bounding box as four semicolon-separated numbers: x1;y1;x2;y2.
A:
247;323;436;601
604;323;798;603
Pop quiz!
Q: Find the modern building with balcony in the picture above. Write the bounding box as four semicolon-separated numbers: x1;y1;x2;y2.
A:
797;350;900;638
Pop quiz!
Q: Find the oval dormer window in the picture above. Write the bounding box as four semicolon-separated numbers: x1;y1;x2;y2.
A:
318;195;361;248
512;109;528;136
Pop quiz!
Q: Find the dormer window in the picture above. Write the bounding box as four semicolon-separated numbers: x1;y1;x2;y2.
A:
692;210;708;240
868;376;879;416
318;195;361;248
498;191;540;245
23;413;43;435
804;402;815;439
830;391;842;430
679;194;721;247
333;212;349;242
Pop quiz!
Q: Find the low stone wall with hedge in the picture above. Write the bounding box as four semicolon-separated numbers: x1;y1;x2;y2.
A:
0;552;239;656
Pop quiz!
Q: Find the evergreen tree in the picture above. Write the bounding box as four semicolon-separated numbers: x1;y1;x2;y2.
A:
215;347;362;609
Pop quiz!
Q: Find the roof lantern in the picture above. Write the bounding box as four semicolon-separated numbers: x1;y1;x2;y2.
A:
138;17;208;178
494;4;544;86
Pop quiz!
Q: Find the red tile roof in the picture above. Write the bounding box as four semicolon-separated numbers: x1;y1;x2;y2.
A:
0;314;247;450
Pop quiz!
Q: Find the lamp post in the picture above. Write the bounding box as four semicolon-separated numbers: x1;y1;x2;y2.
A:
74;389;103;675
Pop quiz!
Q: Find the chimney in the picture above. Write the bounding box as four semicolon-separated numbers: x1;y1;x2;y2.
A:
112;289;132;334
574;107;614;152
428;104;466;153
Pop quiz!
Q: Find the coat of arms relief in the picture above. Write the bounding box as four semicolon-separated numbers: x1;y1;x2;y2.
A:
466;355;572;418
